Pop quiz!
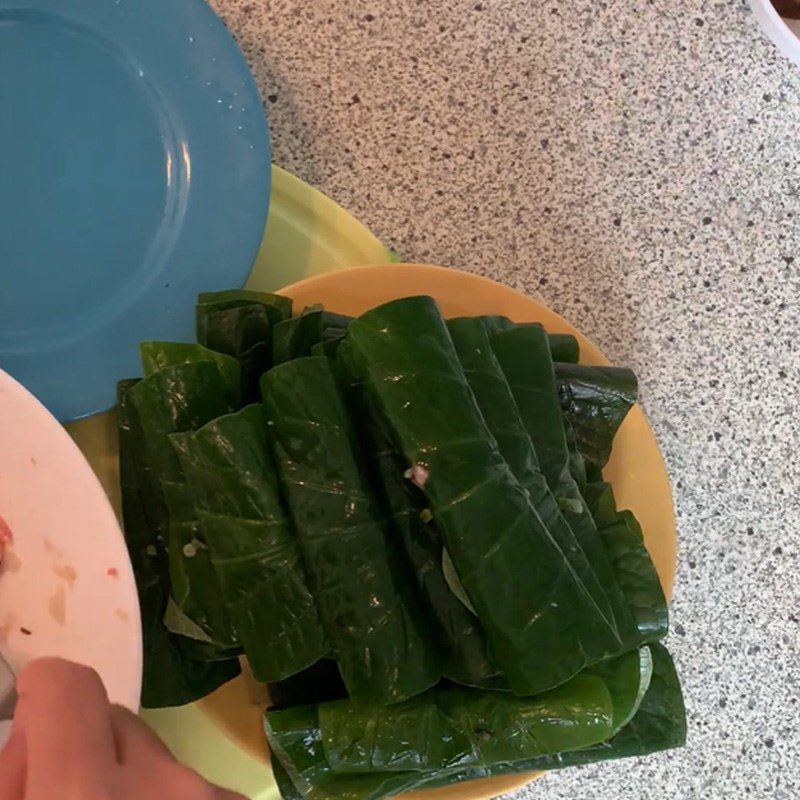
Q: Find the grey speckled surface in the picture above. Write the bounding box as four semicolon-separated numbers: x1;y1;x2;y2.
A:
212;1;799;797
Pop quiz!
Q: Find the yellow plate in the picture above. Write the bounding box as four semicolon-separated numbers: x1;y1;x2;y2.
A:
247;165;396;292
198;263;677;800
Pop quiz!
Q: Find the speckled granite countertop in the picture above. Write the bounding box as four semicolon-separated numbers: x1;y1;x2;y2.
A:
211;1;798;797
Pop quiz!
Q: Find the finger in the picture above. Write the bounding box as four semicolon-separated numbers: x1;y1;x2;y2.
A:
0;723;26;799
215;789;249;800
16;658;116;787
110;704;174;766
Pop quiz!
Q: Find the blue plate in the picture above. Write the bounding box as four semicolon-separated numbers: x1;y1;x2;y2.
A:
0;0;270;421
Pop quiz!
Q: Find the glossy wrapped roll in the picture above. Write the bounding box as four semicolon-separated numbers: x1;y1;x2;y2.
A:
492;325;639;647
556;364;638;470
338;367;505;690
337;296;624;696
447;316;619;632
128;360;239;652
585;481;669;643
317;673;613;774
272;306;325;365
172;404;329;683
118;380;240;708
261;356;440;705
195;289;292;403
417;643;685;788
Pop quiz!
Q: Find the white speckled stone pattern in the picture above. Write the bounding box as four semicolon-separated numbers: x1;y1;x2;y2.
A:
211;1;799;797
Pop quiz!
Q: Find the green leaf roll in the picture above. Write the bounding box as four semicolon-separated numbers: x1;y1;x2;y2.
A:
196;289;292;403
117;380;239;708
585;482;669;642
171;405;329;683
491;324;639;648
446;316;619;634
336;358;505;690
261;356;440;705
139;341;241;409
417;643;685;789
266;644;682;800
556;364;638;469
265;704;427;800
196;288;292;322
337;296;626;696
317;674;613;774
478;315;580;363
272;306;325;366
548;333;580;364
587;646;653;735
128;361;238;651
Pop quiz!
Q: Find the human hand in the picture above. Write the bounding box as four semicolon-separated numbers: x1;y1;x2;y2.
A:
0;658;246;799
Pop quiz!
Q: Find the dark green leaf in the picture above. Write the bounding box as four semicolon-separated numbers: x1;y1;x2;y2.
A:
556;364;638;469
196;291;291;404
171;405;329;683
117;380;239;708
196;288;292;324
266;704;427;800
272;306;325;366
197;305;271;404
139;341;241;409
335;341;505;691
318;674;613;774
447;317;619;637
417;643;685;788
492;325;639;649
476;315;515;336
586;647;652;734
548;333;580;364
562;415;587;489
128;362;238;652
477;316;579;364
261;356;440;705
586;482;669;642
271;751;305;800
337;297;626;696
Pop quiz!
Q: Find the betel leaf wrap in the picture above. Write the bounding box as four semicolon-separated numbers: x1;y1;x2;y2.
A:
446;316;619;635
139;341;241;410
117;380;239;708
261;356;440;705
171;405;329;683
584;482;669;642
335;355;505;690
556;364;638;470
272;306;325;366
417;643;685;789
317;673;613;774
265;644;682;800
548;333;580;364
337;296;625;696
197;288;292;318
128;361;238;651
478;315;580;364
265;704;428;800
492;324;639;648
196;289;292;403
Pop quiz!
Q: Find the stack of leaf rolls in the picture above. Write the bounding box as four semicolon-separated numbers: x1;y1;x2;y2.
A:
118;289;685;799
